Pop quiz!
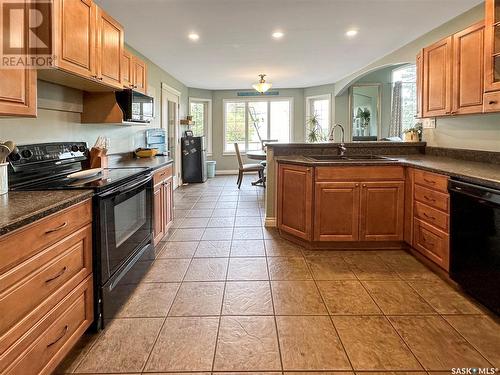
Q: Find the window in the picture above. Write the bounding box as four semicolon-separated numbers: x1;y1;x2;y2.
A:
392;65;417;133
223;99;291;153
189;98;212;154
305;94;331;142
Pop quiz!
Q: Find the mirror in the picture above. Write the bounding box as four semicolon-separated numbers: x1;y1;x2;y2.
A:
349;84;381;141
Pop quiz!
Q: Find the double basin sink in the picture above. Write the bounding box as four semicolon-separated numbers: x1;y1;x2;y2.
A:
305;155;398;162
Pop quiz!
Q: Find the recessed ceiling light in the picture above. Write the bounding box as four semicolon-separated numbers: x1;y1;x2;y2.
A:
345;29;358;37
272;31;284;39
188;33;200;41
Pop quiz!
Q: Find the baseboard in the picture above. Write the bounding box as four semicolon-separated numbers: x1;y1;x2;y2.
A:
215;170;238;175
264;217;277;227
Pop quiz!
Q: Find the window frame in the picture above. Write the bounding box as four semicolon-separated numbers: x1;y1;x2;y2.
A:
305;94;332;141
188;97;213;156
222;97;293;155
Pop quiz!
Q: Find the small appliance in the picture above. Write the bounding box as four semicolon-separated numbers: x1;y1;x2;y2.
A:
181;132;207;183
115;89;154;123
146;128;168;155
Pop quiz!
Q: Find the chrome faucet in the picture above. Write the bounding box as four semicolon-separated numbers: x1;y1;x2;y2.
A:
328;123;347;156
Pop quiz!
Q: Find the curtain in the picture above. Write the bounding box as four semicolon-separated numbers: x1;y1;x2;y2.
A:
389;81;403;138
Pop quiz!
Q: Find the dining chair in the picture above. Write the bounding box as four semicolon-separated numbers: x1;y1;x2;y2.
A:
234;143;265;189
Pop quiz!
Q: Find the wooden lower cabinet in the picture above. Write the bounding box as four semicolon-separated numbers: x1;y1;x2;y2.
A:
413;218;449;270
153;166;174;245
277;164;313;240
314;182;360;241
360;181;405;241
0;200;93;374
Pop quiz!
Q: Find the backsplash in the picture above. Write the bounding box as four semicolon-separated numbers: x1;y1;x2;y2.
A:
425;146;500;165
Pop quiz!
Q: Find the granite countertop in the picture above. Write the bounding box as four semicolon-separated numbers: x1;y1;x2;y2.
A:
0;190;93;236
267;141;427;149
276;154;500;190
108;155;174;171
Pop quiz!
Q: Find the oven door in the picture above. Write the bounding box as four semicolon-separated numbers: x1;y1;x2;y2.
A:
97;174;153;283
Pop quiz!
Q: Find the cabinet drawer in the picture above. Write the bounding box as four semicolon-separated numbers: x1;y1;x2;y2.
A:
0;225;92;341
1;276;93;375
0;200;92;274
414;185;449;212
414;201;449;233
316;166;404;181
483;91;500;113
413;169;448;192
413;218;449;271
153;165;173;185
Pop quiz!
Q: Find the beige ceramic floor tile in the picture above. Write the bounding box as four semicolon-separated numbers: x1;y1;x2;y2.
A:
145;317;219;372
195;240;231;257
143;259;191;282
169;228;205;241
379;251;442;281
276;315;350;371
271;281;327;315
285;373;354;375
362;280;436;315
389;316;488;370
267;257;312;280
234;216;263;227
184;257;229;281
332;316;421;371
157;241;199;258
75;318;163;373
227;257;269;280
231;239;266;257
317;280;381;315
444;315;500;367
207;216;235;227
264;238;304;257
232;226;264;240
214;316;281;371
202;227;234;241
178;217;210;228
222;281;273;315
116;282;179;317
214;373;281;375
169;282;224;316
306;256;357;280
54;332;101;374
343;254;400;281
408;280;482;314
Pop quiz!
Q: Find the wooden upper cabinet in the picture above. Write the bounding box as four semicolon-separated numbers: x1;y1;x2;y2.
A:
0;69;37;117
314;182;360;242
416;51;423;118
452;21;485;115
359;181;404;241
484;0;500;92
96;7;124;89
277;164;313;241
422;36;452;117
122;50;133;88
133;57;147;94
53;0;97;78
122;50;148;93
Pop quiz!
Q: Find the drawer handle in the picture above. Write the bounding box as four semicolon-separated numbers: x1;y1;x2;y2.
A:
45;266;67;283
423;212;436;220
489;100;498;105
45;222;68;234
46;325;68;348
423;178;436;184
423;195;436;203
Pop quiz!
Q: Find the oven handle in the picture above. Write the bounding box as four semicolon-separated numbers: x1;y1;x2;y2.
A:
98;173;153;198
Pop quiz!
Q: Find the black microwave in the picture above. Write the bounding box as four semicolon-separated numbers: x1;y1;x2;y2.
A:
116;89;154;123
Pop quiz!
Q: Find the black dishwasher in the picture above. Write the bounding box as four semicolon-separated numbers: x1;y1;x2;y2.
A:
449;179;500;315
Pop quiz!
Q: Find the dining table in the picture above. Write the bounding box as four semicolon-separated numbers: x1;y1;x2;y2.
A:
246;150;267;186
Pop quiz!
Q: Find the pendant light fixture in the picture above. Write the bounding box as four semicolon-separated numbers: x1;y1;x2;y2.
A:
252;74;272;94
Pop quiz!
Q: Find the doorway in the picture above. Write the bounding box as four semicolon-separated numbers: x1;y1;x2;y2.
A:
161;83;181;188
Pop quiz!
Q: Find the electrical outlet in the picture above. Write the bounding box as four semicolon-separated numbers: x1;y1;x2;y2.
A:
422;118;436;129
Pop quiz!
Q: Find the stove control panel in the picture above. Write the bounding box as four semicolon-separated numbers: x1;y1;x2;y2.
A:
9;142;88;165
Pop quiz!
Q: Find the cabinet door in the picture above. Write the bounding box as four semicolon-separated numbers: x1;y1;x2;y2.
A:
153;185;164;246
314;182;360;242
452;22;485;115
359;181;405;241
277;164;313;240
423;36;452;117
484;0;500;92
163;177;174;231
96;7;123;89
416;51;423;118
53;0;96;78
121;50;133;89
133;57;147;94
0;70;36;118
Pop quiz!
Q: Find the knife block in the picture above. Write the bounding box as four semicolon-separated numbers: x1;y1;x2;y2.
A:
89;148;108;169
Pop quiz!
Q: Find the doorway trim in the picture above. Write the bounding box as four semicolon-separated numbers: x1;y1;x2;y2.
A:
161;82;182;188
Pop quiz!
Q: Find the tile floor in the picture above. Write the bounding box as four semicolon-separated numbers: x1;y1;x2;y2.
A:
57;175;500;374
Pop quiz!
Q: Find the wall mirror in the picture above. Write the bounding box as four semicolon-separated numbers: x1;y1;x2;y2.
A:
349;84;381;141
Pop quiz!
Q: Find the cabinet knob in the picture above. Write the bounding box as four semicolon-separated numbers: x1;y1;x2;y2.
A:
98;77;103;80
362;184;367;187
355;183;359;187
489;100;498;105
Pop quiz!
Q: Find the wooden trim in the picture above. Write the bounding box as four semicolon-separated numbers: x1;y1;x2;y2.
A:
484;0;500;92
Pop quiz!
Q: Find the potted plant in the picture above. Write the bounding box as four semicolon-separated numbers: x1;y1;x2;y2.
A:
306;113;327;143
403;122;423;142
357;107;371;135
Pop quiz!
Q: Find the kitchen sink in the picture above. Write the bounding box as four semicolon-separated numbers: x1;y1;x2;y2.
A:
306;155;397;162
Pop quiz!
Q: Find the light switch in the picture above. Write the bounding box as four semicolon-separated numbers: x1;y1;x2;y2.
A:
422;118;436;128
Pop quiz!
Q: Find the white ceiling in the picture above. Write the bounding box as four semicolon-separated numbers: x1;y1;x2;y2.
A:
96;0;482;90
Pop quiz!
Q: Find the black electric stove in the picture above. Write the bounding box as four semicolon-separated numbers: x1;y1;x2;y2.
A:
8;142;156;330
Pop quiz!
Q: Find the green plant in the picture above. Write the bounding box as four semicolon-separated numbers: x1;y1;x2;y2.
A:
357;107;371;127
306;113;327;143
